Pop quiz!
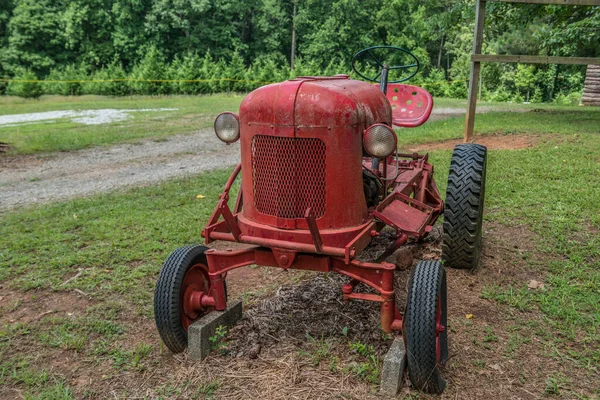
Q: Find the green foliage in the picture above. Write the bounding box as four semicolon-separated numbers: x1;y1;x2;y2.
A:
0;0;596;99
129;46;170;95
209;325;229;352
42;64;89;96
6;69;41;98
81;62;129;96
347;341;381;384
553;92;582;106
302;333;331;366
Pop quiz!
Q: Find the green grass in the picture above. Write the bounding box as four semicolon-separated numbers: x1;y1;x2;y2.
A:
397;106;600;147
0;94;244;154
1;98;600;396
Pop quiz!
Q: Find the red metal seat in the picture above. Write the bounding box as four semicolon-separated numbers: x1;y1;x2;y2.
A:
385;84;433;128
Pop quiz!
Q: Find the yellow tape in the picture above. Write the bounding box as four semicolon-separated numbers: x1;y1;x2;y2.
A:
0;77;468;86
0;78;276;84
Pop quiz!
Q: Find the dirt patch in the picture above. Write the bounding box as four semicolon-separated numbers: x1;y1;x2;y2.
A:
0;288;92;324
225;266;313;305
408;134;539;152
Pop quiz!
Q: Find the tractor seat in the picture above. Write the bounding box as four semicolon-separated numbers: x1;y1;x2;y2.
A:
385;84;433;128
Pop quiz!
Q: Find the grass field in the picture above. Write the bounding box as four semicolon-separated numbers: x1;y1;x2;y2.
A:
0;95;245;154
1;95;599;398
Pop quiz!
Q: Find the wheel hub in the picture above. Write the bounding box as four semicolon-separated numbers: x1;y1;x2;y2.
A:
180;264;214;330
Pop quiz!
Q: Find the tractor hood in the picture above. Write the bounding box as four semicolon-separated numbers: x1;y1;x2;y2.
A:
239;75;391;131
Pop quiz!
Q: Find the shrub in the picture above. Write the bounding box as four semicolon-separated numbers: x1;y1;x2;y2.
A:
84;63;129;96
553;91;581;106
6;69;42;98
128;46;170;95
42;64;89;96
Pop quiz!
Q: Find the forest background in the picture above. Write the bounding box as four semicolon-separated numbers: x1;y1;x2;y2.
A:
0;0;598;103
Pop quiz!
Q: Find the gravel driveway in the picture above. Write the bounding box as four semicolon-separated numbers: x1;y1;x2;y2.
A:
0;129;239;210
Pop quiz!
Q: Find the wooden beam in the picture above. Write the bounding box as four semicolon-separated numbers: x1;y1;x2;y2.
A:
472;54;600;65
465;0;487;142
490;0;600;5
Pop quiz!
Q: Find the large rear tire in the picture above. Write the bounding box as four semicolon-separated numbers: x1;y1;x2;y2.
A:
154;245;213;353
404;260;448;394
442;144;487;270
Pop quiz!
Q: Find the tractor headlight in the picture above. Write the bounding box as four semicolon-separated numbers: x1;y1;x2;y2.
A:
363;123;397;158
214;112;240;143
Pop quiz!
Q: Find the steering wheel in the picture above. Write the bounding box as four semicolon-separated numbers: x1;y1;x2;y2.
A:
351;45;420;83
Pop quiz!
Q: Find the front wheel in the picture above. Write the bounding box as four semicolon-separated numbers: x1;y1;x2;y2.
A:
154;245;216;353
403;260;448;394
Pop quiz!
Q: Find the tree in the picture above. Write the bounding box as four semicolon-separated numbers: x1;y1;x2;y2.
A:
1;0;67;75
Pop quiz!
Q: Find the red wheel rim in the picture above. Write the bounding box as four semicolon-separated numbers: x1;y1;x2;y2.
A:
180;263;211;331
435;295;445;364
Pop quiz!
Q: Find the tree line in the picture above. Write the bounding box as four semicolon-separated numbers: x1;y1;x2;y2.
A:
0;0;598;102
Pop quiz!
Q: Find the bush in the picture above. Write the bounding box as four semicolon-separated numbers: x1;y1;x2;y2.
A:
128;46;170;95
487;88;513;102
81;63;130;96
6;69;42;98
553;92;581;106
167;52;206;95
421;68;449;97
43;64;89;96
447;80;468;99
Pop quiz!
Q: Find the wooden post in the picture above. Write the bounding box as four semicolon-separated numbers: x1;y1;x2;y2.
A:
464;0;486;142
290;2;297;71
463;0;600;141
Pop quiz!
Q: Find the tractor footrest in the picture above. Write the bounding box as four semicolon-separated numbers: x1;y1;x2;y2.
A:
374;192;434;237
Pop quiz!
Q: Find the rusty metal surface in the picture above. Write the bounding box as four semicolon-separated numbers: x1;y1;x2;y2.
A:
239;76;389;233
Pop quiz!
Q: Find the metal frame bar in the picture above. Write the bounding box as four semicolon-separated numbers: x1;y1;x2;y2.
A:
203;246;403;333
472;55;600;65
464;0;600;142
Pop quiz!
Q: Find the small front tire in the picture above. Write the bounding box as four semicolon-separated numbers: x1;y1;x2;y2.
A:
154;245;213;353
404;260;448;394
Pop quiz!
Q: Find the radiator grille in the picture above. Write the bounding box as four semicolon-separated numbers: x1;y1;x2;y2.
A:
251;135;326;219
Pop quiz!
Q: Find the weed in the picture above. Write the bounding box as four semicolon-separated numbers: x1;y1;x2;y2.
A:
193;380;221;399
483;326;499;343
301;333;331;366
544;374;568;396
481;284;534;311
209;325;228;353
505;333;531;357
24;381;73;400
347;341;381;384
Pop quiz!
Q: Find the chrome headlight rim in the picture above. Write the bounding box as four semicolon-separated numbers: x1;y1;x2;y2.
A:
214;112;240;144
363;123;397;158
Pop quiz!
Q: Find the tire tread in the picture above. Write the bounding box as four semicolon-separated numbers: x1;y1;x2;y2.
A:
442;144;487;270
154;245;209;353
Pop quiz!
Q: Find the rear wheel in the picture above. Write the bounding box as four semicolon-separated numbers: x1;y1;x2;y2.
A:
442;144;487;270
404;260;448;394
154;245;218;353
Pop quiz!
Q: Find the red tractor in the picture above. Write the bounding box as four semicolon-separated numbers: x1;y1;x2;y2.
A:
154;46;487;394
